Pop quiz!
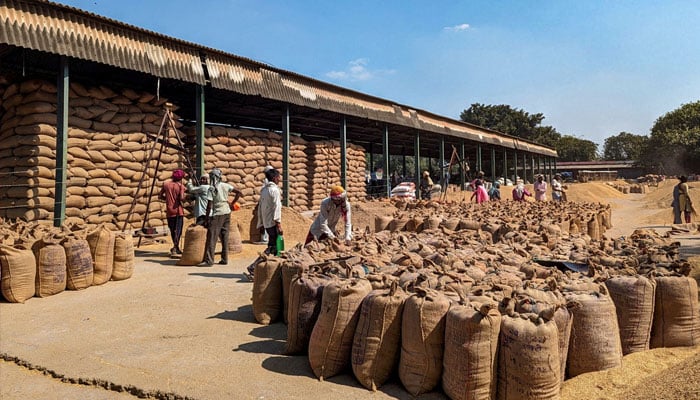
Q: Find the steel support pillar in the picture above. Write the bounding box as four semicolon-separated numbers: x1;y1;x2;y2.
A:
382;125;390;197
414;132;421;199
281;105;290;207
195;85;205;179
53;56;69;227
340;117;347;189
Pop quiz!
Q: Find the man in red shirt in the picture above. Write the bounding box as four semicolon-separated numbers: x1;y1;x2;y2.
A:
159;169;186;256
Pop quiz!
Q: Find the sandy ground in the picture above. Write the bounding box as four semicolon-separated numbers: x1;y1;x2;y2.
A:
1;181;699;400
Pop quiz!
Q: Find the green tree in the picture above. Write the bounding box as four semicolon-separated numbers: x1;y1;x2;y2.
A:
460;103;547;142
556;135;598;161
640;101;700;174
602;132;648;160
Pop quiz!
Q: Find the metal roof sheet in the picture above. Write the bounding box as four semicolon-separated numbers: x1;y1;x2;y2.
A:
0;0;557;157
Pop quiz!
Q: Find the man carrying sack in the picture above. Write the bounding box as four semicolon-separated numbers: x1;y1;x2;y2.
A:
200;168;241;267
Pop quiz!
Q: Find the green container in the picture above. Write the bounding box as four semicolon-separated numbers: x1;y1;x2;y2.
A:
276;234;284;256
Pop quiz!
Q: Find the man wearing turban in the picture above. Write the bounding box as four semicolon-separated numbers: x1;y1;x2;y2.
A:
305;185;353;245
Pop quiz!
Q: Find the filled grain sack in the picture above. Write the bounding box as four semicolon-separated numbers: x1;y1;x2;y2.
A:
32;235;67;297
61;235;93;290
228;216;243;254
650;275;700;348
565;289;623;378
252;254;284;325
351;283;408;391
443;301;501;400
497;314;561;400
86;224;115;285
374;215;392;232
399;288;450;396
605;275;655;354
281;258;308;325
286;273;331;355
112;232;135;281
0;243;37;303
177;225;207;266
308;277;372;380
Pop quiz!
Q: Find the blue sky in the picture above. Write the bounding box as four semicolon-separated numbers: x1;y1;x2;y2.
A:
58;0;700;148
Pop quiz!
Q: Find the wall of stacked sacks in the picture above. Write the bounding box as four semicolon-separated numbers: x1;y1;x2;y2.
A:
251;200;699;399
0;76;366;229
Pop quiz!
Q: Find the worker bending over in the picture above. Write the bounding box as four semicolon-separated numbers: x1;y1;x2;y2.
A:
305;185;353;245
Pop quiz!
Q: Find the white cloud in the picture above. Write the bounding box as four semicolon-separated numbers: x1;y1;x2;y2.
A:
326;58;395;82
443;23;470;32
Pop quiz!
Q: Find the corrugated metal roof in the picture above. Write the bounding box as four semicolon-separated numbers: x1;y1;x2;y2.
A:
0;0;557;157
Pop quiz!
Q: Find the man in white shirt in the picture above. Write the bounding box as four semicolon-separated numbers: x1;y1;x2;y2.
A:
305;185;352;245
201;168;241;266
257;168;283;255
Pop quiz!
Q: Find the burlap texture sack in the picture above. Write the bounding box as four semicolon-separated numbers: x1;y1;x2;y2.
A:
32;237;67;297
651;276;700;348
112;232;135;281
286;273;330;355
351;284;407;391
177;225;207;266
252;255;283;325
86;224;115;285
308;278;372;380
62;236;93;290
605;276;655;354
0;244;36;303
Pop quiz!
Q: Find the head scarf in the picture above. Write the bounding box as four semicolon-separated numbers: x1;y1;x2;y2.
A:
329;185;349;221
172;169;185;181
209;168;222;195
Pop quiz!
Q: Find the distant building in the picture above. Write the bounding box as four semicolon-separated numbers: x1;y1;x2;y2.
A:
557;161;644;181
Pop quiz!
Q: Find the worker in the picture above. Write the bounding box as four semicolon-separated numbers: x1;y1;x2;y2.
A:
257;165;274;244
257;168;283;256
159;169;186;257
420;170;434;199
201;168;241;267
186;174;210;226
305;185;353;246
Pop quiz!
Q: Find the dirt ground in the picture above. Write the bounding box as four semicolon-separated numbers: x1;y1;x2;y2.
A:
1;181;699;400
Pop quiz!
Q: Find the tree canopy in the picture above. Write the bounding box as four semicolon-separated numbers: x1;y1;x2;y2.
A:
639;101;700;174
602;132;648;161
460;103;598;161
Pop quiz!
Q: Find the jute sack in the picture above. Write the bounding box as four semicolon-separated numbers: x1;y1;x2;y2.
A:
177;225;207;266
443;301;501;400
565;290;623;378
399;288;450;396
286;272;331;355
252;254;284;325
112;232;135;281
281;259;306;325
32;236;67;297
228;216;243;254
374;215;392;232
86;224;116;285
0;244;37;303
62;236;93;289
497;314;561;400
308;278;372;380
650;276;700;348
605;276;655;354
351;283;408;391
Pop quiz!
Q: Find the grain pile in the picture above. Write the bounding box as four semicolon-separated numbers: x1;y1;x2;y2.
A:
307;140;366;207
250;200;700;399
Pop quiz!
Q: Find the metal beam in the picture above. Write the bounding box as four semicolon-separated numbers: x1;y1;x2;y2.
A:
477;144;482;173
460;140;466;190
503;148;508;182
195;85;205;178
282;105;290;207
513;150;518;184
414;131;421;199
439;136;445;189
340;116;347;189
490;147;496;183
383;125;390;197
53;56;69;227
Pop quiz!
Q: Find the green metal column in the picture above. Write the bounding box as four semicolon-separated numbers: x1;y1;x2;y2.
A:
531;156;535;183
340;117;347;189
439;136;445;189
503;148;508;183
490;147;496;183
476;144;482;173
382;125;390;197
414;131;421;199
513;150;518;184
281;105;290;207
195;85;205;179
53;56;69;227
459;141;466;190
523;153;527;183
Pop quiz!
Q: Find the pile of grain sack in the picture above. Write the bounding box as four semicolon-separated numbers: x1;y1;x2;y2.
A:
0;219;135;303
606;181;653;194
250;200;699;399
0;76;366;230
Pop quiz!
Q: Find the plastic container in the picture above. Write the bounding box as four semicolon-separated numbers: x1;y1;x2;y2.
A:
276;234;284;256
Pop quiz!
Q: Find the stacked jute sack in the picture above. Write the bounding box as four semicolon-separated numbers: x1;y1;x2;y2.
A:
0;76;369;226
606;181;651;194
0;76;186;230
250;204;699;399
0;218;135;303
307;141;366;208
175;215;245;266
